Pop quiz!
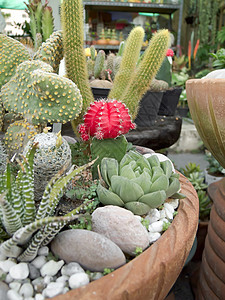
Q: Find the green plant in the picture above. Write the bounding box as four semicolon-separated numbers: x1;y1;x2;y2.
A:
205;150;225;176
209;48;225;69
178;89;188;108
0;145;96;262
97;151;184;216
0;140;7;174
103;268;114;275
134;247;143;256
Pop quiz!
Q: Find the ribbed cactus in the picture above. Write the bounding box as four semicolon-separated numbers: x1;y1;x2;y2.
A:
1;60;83;126
0;140;7;174
119;29;171;119
94;50;106;79
24;130;72;201
3;120;38;157
108;26;144;100
42;4;54;42
97;151;183;216
33;30;64;73
0;34;30;89
61;0;94;131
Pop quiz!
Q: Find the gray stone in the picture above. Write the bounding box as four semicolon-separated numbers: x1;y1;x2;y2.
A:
40;260;64;277
61;262;85;276
51;229;126;272
92;206;149;256
68;273;89;289
37;247;49;257
9;263;29;280
28;264;40;280
31;278;46;293
0;281;9;300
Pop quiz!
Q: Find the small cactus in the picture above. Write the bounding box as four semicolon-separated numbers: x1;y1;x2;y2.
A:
94;50;106;79
24;130;72;201
149;78;169;92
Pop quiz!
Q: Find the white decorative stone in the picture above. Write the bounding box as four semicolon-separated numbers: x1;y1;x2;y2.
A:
148;232;161;243
164;203;174;220
43;275;54;285
42;282;65;298
91;272;103;281
68;272;90;289
159;209;166;220
56;275;69;283
145;208;160;224
35;294;44;300
0;252;7;261
30;256;47;269
134;215;142;222
5;273;13;283
31;277;45;293
19;282;34;298
9;281;21;292
143;153;175;172
37;247;49;257
0;259;16;272
167;199;179;209
61;262;85;276
7;289;23;300
148;220;164;233
40;260;64;277
9;263;29;280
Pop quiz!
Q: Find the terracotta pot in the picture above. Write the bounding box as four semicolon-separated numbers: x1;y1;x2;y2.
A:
197;178;225;300
186;79;225;169
52;174;199;300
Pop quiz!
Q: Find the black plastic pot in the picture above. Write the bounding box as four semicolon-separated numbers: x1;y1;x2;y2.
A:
91;87;110;100
176;106;189;118
158;87;182;116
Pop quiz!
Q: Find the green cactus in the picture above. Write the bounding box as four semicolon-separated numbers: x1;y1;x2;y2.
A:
1;60;83;126
0;140;7;174
90;45;96;61
0;100;4;131
61;0;94;132
0;145;96;261
42;5;54;42
33;30;64;73
97;151;183;216
108;26;144;101
24;130;72;201
149;78;169;92
3;120;38;158
2;112;23;133
94;50;106;79
0;34;30;89
119;29;171;119
156;56;172;86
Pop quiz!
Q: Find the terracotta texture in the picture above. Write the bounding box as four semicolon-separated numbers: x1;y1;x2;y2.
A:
186;79;225;169
197;179;225;300
52;173;199;300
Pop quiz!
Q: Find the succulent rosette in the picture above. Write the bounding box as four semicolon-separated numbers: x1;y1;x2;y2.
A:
97;151;184;216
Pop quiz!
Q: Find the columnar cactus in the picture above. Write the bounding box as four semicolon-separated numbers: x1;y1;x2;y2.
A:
97;151;184;216
33;30;64;73
0;34;30;88
119;29;171;119
61;0;94;130
0;60;83;126
108;26;145;101
24;130;72;201
94;50;106;79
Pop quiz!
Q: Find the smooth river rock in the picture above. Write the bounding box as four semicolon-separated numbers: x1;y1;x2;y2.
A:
92;205;149;255
51;229;126;272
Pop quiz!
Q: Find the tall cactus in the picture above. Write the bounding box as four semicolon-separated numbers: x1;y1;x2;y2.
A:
119;29;171;119
61;0;94;132
108;26;144;100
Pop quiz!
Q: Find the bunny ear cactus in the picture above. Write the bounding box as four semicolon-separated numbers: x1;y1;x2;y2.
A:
79;99;136;178
0;145;96;261
0;60;83;126
97;152;184;216
0;34;31;89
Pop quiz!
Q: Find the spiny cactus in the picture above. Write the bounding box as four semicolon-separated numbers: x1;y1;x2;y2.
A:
61;0;94;131
0;140;7;174
1;60;83;126
0;145;96;261
1;112;23;133
108;26;145;100
24;130;72;201
0;100;4;131
3;120;38;158
97;151;184;216
149;78;169;92
42;4;54;42
0;34;30;89
33;30;64;73
119;29;171;119
94;50;106;79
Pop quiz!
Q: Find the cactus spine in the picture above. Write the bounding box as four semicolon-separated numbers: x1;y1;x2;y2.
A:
119;29;171;119
108;26;144;101
61;0;94;132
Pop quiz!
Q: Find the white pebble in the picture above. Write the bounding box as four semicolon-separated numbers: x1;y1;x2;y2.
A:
5;273;13;283
68;272;90;289
40;260;64;277
31;256;47;269
9;263;29;280
159;208;166;220
61;262;85;276
43;275;54;285
167;198;179;209
37;247;49;257
134;215;142;222
148;232;161;243
0;260;16;272
62;287;69;294
7;289;23;300
19;282;34;298
0;252;7;261
145;208;160;224
42;282;65;298
9;281;21;292
164;203;174;220
35;294;44;300
56;275;69;283
148;220;164;233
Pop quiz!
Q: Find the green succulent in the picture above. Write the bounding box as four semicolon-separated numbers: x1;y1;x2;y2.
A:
97;151;184;216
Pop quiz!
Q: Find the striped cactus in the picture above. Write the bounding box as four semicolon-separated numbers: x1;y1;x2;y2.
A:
0;145;96;262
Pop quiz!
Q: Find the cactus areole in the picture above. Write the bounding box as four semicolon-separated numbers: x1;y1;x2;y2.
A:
79;99;136;141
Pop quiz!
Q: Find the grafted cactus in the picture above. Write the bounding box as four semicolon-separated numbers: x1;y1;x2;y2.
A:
1;60;83;126
97;151;184;216
0;34;30;89
33;30;64;73
3;120;38;157
24;130;72;201
0;145;96;261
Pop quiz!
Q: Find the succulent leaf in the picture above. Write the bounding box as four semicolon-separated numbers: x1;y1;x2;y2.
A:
147;155;161;168
161;160;173;178
97;183;124;207
138;190;167;208
166;177;181;198
124;201;150;216
100;157;119;187
120;163;136;179
132;171;152;194
149;175;169;192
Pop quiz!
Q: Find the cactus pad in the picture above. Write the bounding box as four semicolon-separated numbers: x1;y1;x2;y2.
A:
1;60;83;125
0;34;31;89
